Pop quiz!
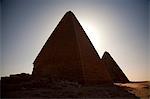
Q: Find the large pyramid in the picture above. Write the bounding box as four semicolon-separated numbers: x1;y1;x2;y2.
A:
102;51;129;83
32;11;112;85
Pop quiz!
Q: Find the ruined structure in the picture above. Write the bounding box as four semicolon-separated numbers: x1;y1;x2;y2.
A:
32;11;112;85
102;51;129;83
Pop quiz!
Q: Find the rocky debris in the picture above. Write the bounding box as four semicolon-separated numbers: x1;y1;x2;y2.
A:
1;74;139;98
2;73;31;83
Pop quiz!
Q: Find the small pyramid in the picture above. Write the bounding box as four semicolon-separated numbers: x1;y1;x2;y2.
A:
102;51;129;83
32;11;112;85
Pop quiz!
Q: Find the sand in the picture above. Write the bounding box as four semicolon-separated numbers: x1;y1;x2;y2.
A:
115;81;150;99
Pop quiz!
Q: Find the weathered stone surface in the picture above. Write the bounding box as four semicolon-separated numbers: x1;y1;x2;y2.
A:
102;51;129;83
32;11;112;85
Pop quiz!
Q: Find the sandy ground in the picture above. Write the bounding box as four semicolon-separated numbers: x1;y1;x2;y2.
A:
115;81;150;99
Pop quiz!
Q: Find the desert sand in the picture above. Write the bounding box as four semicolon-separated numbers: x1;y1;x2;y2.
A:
115;81;150;99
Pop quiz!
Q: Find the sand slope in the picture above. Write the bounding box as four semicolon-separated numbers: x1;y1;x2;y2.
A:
115;81;150;99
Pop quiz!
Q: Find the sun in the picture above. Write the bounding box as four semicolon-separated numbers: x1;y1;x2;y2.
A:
80;21;104;56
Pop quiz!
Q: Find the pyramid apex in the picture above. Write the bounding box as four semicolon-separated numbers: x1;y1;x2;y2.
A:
103;51;110;56
65;11;74;15
67;11;73;13
102;51;111;59
104;51;109;54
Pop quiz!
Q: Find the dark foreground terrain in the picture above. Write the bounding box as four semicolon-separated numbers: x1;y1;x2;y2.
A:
1;73;149;98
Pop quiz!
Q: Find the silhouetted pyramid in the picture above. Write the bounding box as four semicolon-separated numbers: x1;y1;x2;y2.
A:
102;51;129;83
32;11;112;85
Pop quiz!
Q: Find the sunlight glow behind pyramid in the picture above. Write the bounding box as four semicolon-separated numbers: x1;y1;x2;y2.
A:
32;11;112;84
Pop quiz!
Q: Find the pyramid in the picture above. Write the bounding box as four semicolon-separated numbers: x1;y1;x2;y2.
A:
32;11;112;85
102;51;129;83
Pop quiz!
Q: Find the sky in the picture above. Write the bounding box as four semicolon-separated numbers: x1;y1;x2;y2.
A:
1;0;149;81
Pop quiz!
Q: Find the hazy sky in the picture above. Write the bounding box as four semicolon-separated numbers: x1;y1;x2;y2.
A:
1;0;149;81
